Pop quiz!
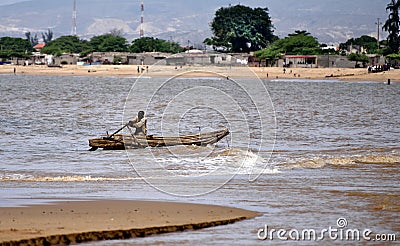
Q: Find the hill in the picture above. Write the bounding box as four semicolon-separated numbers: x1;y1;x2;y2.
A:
0;0;388;46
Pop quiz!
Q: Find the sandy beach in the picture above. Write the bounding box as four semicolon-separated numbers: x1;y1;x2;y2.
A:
0;200;259;245
0;64;398;82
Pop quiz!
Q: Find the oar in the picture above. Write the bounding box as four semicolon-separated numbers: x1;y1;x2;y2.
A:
104;122;130;140
126;125;142;147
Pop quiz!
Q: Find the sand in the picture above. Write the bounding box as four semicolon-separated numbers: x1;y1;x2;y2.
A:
0;200;260;245
0;64;398;82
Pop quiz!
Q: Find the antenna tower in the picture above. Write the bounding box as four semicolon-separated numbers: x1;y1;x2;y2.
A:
140;0;144;37
72;0;77;36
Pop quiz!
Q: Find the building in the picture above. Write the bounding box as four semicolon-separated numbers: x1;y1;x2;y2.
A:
33;43;46;51
284;55;317;68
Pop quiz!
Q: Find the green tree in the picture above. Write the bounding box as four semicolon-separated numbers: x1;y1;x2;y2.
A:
41;35;85;55
130;37;183;53
383;0;400;54
113;56;123;64
339;35;379;54
89;34;129;52
386;53;400;66
0;37;33;59
348;53;369;67
254;30;321;61
205;4;276;52
253;43;282;61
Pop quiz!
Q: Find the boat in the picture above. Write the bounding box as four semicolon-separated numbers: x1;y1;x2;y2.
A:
88;128;230;150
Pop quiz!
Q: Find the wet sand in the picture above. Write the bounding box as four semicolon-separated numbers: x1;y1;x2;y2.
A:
0;64;398;82
0;200;260;245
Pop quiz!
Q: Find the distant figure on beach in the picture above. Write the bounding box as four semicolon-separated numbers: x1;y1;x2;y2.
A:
137;66;140;73
13;67;16;74
129;111;147;135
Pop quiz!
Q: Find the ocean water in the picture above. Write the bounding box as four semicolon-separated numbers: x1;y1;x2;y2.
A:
0;74;399;245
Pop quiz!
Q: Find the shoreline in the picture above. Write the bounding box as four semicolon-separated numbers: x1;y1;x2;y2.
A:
0;200;260;245
0;64;398;82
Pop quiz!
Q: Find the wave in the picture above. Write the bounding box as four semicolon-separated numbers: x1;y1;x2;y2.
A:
144;147;279;177
279;153;400;169
0;174;139;182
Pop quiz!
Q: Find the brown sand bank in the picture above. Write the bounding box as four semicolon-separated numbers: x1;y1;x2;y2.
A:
0;200;260;245
0;64;398;82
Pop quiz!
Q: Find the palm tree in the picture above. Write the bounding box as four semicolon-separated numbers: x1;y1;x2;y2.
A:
383;0;400;54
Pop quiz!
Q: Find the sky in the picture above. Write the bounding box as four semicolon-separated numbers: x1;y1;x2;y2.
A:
0;0;27;5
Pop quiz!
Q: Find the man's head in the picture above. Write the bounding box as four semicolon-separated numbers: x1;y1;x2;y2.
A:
138;111;145;120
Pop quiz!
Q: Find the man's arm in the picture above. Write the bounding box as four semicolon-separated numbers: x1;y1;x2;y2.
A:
129;116;138;126
132;117;146;128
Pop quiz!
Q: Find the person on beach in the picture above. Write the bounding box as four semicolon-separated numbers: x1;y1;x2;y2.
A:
129;111;147;135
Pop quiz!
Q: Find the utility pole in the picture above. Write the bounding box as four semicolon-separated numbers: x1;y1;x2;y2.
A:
376;18;382;50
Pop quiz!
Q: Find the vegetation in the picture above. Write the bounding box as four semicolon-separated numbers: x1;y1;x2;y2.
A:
0;37;33;59
205;4;276;52
89;34;129;52
254;30;321;60
25;29;54;46
23;34;182;57
383;0;400;54
347;53;369;67
42;29;54;44
339;35;379;54
130;37;183;53
25;32;39;46
40;35;86;56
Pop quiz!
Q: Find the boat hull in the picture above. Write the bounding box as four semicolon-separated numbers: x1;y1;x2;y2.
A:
89;128;229;150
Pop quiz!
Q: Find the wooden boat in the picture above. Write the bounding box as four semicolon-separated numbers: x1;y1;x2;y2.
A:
89;128;230;150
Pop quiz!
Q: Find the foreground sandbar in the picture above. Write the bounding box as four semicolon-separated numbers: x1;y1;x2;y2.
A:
0;200;260;245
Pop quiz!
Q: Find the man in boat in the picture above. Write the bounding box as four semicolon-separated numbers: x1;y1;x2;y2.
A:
129;111;147;135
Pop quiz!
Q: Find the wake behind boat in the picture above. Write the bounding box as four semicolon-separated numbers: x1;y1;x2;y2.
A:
88;128;230;151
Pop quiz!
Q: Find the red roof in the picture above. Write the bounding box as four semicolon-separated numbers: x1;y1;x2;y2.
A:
33;43;46;49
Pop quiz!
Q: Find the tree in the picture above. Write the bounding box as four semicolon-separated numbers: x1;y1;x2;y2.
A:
41;35;85;55
109;28;124;37
383;0;400;54
339;35;379;54
288;30;311;37
88;34;129;52
348;53;369;67
25;32;39;46
254;30;321;61
130;37;183;53
42;29;54;44
0;37;33;59
386;53;400;66
253;43;282;61
205;4;276;52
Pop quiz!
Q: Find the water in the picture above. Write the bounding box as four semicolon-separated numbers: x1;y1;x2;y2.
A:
1;74;399;244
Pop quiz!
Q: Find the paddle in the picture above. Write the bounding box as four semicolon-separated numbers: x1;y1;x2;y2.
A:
104;122;130;140
126;125;142;147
